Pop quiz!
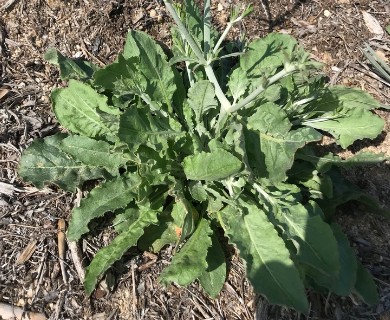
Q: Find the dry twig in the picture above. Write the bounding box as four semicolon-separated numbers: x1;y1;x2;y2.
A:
0;302;47;320
58;219;67;285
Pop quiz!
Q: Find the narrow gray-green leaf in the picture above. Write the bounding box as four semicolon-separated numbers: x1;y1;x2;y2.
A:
18;133;107;192
183;150;242;181
52;80;119;139
159;219;212;286
84;207;159;294
60;135;132;176
218;203;308;313
68;174;142;241
187;80;217;123
305;108;384;148
198;233;226;298
44;48;98;80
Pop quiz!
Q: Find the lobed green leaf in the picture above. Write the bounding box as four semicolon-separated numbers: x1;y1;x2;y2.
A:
67;174;143;241
159;218;212;286
84;207;159;294
304;108;384;148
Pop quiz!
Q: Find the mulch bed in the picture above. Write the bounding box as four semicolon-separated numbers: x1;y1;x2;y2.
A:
1;0;389;319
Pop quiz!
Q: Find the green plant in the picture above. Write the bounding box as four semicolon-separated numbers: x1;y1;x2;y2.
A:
361;26;390;86
362;43;390;84
19;0;388;313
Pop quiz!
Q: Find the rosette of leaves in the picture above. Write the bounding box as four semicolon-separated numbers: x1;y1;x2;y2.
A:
19;0;388;313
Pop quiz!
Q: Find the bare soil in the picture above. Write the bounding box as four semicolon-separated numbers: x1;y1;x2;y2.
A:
0;0;389;319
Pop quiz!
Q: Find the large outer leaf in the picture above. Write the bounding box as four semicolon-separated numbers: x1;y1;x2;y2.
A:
18;134;107;192
303;219;360;297
159;219;212;286
354;261;379;305
198;232;227;298
187;80;217;123
246;103;322;182
305;108;384;148
296;149;388;174
218;203;309;313
123;30;177;110
329;224;357;295
276;202;340;278
119;107;182;149
52;80;119;139
84;207;159;294
308;86;381;113
60;135;131;176
67;174;142;241
183;150;242;181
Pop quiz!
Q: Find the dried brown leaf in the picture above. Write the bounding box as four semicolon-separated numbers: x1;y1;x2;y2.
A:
362;11;384;36
15;239;37;265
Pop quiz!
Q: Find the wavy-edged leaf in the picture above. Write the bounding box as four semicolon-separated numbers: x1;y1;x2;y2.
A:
310;86;381;113
159;218;212;287
123;30;177;111
187;80;217;123
198;232;226;298
304;108;384;148
218;203;309;313
119;107;183;149
67;174;142;241
44;48;98;80
240;33;298;77
60;135;132;176
52;80;120;139
246;103;322;182
276;202;340;278
354;261;379;305
84;207;159;294
183;150;242;181
18;133;107;192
